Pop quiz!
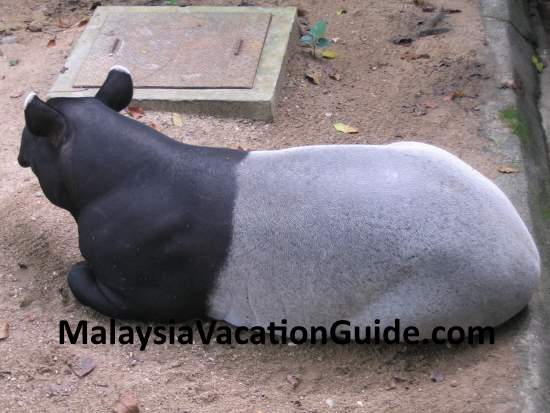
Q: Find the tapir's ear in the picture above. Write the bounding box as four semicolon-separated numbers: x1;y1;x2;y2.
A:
95;65;133;111
24;92;67;147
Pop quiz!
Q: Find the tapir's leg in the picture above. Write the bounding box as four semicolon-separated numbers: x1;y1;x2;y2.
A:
68;261;132;319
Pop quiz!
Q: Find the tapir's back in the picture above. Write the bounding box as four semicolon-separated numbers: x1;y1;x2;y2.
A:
208;142;539;337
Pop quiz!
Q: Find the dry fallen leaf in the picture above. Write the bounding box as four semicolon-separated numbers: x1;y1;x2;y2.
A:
443;90;465;101
336;9;347;16
72;356;96;378
401;51;430;61
321;50;337;59
148;122;160;131
305;70;321;85
9;91;24;98
172;113;183;127
441;8;462;13
112;393;140;413
127;106;144;119
334;122;359;134
497;165;520;174
500;79;522;90
78;17;90;27
47;38;56;48
0;321;9;340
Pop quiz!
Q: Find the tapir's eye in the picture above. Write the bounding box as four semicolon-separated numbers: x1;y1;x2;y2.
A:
95;66;133;112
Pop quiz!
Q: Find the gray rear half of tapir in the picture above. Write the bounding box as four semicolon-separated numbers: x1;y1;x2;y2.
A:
208;142;540;338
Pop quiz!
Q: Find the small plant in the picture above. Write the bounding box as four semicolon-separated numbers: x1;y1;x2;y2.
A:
300;20;331;57
166;0;177;5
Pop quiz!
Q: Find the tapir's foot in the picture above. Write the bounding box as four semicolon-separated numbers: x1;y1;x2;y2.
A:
68;261;131;319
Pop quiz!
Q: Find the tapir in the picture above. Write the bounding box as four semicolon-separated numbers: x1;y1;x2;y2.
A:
18;66;540;339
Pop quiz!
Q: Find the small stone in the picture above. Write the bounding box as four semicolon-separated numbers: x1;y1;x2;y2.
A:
286;374;300;389
1;35;17;45
0;321;9;340
357;400;364;406
325;398;336;408
28;20;43;32
450;380;458;387
72;357;96;378
430;370;445;383
112;393;140;413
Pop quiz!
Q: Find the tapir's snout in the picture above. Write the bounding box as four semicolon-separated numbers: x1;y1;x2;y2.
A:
18;153;30;168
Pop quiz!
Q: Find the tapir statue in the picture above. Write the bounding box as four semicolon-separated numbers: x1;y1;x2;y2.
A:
18;66;540;339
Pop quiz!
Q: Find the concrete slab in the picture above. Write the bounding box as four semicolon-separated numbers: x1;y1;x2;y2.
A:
48;6;298;121
74;12;271;89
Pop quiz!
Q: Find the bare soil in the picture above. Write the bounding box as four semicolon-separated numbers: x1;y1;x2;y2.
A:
0;0;526;412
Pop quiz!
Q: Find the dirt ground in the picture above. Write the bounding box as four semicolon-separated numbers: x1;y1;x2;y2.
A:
0;0;529;412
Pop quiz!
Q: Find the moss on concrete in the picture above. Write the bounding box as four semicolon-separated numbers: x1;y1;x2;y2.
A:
499;106;530;142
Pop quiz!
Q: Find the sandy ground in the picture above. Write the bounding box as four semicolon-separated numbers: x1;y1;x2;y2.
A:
0;0;529;412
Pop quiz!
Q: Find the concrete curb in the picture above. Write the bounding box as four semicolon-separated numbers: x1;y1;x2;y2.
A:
479;0;550;411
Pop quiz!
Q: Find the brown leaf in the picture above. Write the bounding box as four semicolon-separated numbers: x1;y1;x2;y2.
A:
443;91;465;101
286;374;300;389
72;356;96;378
441;8;462;14
47;38;56;48
112;393;140;413
0;321;9;340
305;70;321;85
127;106;144;119
148;122;160;131
497;165;520;174
78;17;90;27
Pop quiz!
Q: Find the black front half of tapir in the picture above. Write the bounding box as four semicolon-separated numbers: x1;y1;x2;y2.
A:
19;69;247;322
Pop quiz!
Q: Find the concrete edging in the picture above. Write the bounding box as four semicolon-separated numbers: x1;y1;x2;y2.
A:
48;6;298;121
479;0;550;411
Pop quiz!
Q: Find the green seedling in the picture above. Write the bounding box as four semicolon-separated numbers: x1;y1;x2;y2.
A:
300;20;332;57
532;54;545;73
166;0;177;5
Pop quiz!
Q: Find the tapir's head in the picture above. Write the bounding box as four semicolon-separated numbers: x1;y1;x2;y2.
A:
18;66;134;213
